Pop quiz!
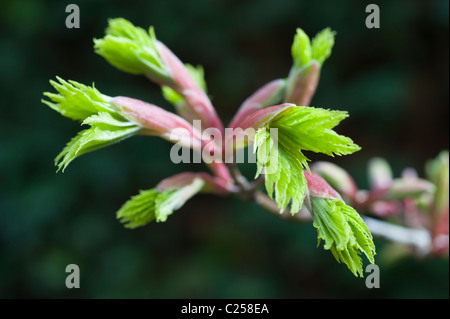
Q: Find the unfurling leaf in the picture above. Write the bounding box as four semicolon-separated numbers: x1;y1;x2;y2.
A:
42;77;114;121
291;28;312;69
252;105;361;215
291;27;335;69
286;28;335;106
55;123;140;172
311;196;376;277
311;28;336;67
116;189;159;229
94;18;172;84
42;78;142;171
117;177;205;228
254;126;308;214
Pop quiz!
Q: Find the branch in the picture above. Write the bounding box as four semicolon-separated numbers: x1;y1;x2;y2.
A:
254;191;312;222
228;162;251;192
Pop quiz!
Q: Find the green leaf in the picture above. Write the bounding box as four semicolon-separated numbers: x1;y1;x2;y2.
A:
55;124;140;172
43;78;142;171
311;28;336;66
42;77;114;121
155;178;204;222
254;127;308;214
311;197;376;277
271;106;361;156
94;18;172;83
291;28;312;69
162;64;207;106
253;106;360;214
291;27;336;69
116;189;159;229
116;178;205;228
82;111;137;130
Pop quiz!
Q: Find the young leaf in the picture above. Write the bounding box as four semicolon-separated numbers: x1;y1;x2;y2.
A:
311;28;336;66
291;27;336;69
254;126;308;214
272;106;361;156
310;196;376;277
94;18;172;84
116;189;159;229
291;28;312;69
42;77;115;121
116;177;205;228
55;117;140;172
253;105;360;215
42;78;142;172
155;178;204;222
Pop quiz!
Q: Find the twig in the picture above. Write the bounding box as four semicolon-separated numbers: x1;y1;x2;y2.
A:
227;162;251;192
254;191;312;222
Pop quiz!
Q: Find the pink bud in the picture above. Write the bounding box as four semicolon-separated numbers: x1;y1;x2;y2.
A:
369;200;401;217
156;41;224;133
157;172;232;195
304;170;341;200
157;172;200;191
111;96;203;150
112;96;232;184
225;104;294;156
284;61;320;106
229;79;286;129
239;103;294;131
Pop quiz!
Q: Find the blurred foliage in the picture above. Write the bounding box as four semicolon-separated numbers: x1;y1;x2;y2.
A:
0;0;448;298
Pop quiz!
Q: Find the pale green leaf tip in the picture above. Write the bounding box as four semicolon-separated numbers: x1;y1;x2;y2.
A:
253;125;308;216
42;76;141;172
94;18;171;82
116;189;158;229
292;28;312;69
292;27;336;69
311;27;336;66
311;197;376;277
162;63;207;107
253;106;360;215
116;179;204;228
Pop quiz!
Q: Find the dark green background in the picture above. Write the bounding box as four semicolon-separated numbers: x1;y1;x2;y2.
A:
0;0;448;298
